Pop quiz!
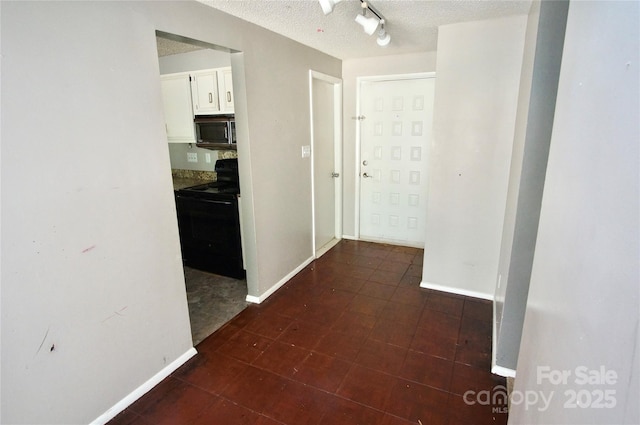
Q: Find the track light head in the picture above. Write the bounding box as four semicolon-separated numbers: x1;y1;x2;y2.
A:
318;0;342;15
377;32;391;46
355;13;379;36
376;20;391;46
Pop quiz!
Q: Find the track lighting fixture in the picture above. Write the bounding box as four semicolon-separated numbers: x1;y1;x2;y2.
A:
355;13;379;36
318;0;390;47
318;0;342;15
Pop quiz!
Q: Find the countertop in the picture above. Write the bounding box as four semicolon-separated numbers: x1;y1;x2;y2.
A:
172;177;214;191
172;169;216;191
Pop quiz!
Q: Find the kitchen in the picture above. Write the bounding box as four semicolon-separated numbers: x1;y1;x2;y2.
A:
157;33;247;344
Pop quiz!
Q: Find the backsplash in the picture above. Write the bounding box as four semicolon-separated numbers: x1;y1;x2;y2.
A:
168;143;238;171
171;149;237;180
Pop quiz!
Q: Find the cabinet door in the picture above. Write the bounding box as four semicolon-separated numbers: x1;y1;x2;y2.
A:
191;71;220;115
160;73;196;143
218;67;234;114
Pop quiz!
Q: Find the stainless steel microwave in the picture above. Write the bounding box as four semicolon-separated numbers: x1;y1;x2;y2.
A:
194;115;236;150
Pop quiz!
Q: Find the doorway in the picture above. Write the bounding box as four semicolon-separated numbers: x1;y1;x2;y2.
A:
156;32;249;345
310;70;343;257
356;74;436;247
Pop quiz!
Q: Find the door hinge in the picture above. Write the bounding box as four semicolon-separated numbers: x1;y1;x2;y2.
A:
351;115;366;121
331;172;340;178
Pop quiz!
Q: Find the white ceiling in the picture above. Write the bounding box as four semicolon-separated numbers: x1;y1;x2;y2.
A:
196;0;532;59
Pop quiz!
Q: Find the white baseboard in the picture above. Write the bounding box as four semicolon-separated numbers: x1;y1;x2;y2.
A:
245;255;315;304
420;281;493;301
90;347;197;425
315;238;341;258
492;364;516;378
341;234;357;241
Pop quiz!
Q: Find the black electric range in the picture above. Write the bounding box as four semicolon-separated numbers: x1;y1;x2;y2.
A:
175;159;244;279
177;181;240;201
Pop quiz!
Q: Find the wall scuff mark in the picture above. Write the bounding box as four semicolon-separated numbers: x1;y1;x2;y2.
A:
81;245;96;253
34;327;50;357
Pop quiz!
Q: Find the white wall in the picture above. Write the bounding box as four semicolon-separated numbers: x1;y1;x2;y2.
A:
421;15;527;299
510;1;639;423
341;52;437;238
0;1;340;423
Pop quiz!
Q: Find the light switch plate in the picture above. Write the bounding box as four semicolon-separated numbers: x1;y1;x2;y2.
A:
301;145;311;158
187;152;198;163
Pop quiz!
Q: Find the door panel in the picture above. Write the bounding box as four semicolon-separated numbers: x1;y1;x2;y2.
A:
359;78;435;246
311;72;342;256
313;78;336;252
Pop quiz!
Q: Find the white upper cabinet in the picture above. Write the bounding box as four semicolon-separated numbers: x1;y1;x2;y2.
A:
160;72;196;144
218;67;234;114
190;67;234;115
159;67;234;143
190;70;220;115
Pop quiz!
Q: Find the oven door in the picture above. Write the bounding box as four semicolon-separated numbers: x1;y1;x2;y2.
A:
175;193;244;279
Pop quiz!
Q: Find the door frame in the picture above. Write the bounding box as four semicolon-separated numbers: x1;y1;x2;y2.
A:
309;70;343;257
354;72;436;242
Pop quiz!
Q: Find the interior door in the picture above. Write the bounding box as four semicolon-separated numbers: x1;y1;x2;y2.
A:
311;71;342;256
358;77;435;247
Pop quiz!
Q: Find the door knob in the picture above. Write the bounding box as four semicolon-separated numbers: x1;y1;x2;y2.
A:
331;172;340;178
362;160;368;166
362;172;373;178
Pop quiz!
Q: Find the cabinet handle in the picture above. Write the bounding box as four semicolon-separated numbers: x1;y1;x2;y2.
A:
208;93;213;104
227;92;231;103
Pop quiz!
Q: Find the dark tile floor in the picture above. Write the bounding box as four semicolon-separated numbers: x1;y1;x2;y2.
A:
109;240;508;425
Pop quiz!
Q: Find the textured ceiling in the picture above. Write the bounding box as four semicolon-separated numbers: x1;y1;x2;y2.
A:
156;37;207;57
196;0;532;59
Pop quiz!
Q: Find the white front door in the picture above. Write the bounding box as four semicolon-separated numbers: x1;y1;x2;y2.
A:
310;71;342;256
358;76;435;247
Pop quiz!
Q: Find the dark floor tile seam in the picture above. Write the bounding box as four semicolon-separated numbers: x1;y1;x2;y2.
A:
329;366;452;421
226;326;282;346
218;301;487;378
232;295;470;356
370;262;415;285
240;342;461;413
132;379;220;423
172;349;352;406
219;290;489;396
139;361;455;424
170;364;240;398
202;359;371;420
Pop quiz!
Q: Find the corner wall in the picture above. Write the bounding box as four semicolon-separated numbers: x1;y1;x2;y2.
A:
493;0;569;374
510;1;639;422
421;15;527;298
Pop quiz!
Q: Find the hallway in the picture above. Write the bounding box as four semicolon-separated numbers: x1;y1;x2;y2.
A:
109;240;507;425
